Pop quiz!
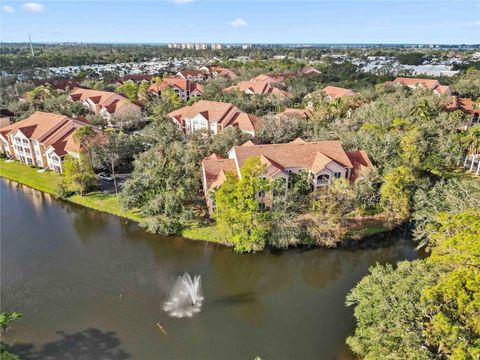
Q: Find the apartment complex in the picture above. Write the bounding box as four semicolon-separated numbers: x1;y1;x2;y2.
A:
69;88;142;120
201;138;373;214
148;77;203;101
168;100;258;135
321;86;356;100
385;77;452;96
0;112;90;173
225;80;290;98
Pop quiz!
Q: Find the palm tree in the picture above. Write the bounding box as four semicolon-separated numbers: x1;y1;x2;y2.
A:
462;126;480;171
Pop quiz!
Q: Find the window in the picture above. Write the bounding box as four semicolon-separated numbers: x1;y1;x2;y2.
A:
22;139;28;144
258;202;266;210
334;172;342;179
258;190;265;197
317;174;330;184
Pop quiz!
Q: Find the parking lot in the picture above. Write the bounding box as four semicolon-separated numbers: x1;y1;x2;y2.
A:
96;173;130;194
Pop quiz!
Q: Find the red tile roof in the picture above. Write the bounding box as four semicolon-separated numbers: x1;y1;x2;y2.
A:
346;150;374;182
168;100;258;133
225;80;290;98
322;86;356;99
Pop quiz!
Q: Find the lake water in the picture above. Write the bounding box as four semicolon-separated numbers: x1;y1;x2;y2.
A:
0;178;419;360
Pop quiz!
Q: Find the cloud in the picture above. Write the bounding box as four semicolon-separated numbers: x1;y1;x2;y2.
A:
228;18;247;28
172;0;194;4
2;5;15;13
21;2;45;12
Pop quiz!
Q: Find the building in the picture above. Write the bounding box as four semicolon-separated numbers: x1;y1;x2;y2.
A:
277;108;311;120
201;138;373;214
321;86;356;100
299;66;322;76
211;43;223;50
0;111;90;173
225;80;290;98
385;77;452;96
168;100;258;135
176;69;207;82
69;88;142;120
200;66;238;80
148;77;203;102
445;96;480;130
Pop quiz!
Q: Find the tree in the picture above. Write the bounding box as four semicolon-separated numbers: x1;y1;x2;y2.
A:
346;209;480;360
421;209;480;359
353;167;381;213
59;154;96;197
120;142;197;235
380;166;416;219
346;260;440;360
92;130;142;197
147;87;181;116
73;126;97;165
117;81;139;101
412;178;480;246
268;178;307;248
1;312;22;360
214;157;270;252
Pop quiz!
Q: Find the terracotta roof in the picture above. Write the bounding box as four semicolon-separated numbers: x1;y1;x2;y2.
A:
202;156;237;190
300;66;321;76
177;69;205;77
208;66;238;79
277;108;311;120
232;140;354;172
148;77;203;94
0;111;91;157
69;88;139;115
225;80;290;98
115;74;153;84
168;100;258;133
445;96;478;115
346;150;374;182
322;86;356;99
0;112;71;140
390;77;440;90
434;85;451;95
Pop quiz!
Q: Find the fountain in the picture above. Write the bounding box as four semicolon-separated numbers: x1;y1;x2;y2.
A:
163;273;203;318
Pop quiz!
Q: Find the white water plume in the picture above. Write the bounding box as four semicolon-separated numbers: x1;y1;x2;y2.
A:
163;273;203;318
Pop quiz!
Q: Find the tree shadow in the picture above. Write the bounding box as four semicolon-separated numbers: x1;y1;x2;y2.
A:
10;328;130;360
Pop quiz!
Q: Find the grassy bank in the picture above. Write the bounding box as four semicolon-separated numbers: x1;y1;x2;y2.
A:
0;159;142;222
181;224;229;244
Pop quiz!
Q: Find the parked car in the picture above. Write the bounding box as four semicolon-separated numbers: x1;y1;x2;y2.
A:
97;172;114;182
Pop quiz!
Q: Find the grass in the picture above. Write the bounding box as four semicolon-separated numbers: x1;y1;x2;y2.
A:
181;224;229;244
0;159;142;223
69;192;143;222
0;159;59;194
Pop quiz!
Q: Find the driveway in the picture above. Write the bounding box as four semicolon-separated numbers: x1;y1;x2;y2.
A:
97;173;130;194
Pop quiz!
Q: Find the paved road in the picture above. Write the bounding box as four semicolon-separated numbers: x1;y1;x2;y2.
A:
97;173;130;194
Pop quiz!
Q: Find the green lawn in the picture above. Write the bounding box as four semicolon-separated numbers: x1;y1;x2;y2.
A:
181;224;230;244
0;159;142;222
0;159;59;194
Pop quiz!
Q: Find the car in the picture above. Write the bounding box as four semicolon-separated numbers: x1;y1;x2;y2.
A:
97;172;114;182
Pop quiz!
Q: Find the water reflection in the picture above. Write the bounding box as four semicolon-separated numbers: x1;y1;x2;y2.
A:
1;178;419;360
10;328;130;360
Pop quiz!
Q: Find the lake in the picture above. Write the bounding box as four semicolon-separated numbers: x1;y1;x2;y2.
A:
0;178;419;360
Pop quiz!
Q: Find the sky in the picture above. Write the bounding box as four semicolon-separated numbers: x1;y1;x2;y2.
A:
1;0;479;44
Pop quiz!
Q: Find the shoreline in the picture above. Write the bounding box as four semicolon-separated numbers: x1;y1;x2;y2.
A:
1;159;396;248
